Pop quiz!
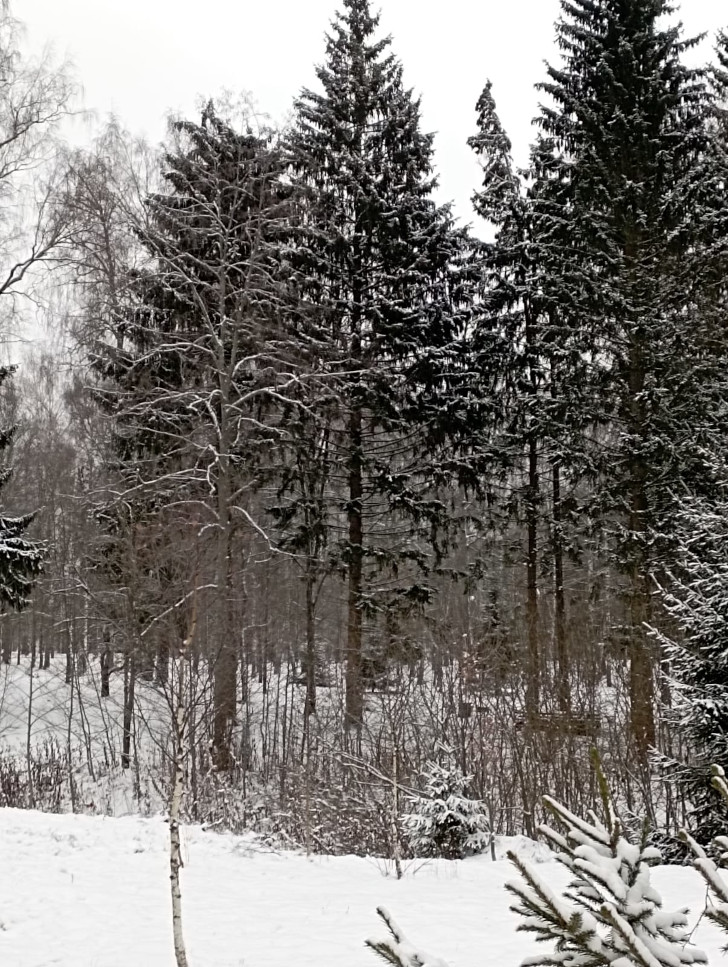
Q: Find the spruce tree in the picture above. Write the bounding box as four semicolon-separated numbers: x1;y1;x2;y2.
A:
402;749;490;859
469;81;545;714
0;365;43;610
469;82;594;716
701;29;728;307
653;457;728;849
286;0;470;729
651;30;728;841
529;0;712;754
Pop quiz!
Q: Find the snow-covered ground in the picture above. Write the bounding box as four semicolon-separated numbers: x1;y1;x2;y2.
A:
0;808;724;967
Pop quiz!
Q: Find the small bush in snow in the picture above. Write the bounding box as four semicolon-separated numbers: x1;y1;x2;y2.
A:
402;748;489;860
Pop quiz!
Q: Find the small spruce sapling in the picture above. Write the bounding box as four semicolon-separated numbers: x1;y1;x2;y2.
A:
402;747;490;860
507;751;707;967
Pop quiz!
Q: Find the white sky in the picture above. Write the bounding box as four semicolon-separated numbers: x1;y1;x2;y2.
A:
19;0;728;230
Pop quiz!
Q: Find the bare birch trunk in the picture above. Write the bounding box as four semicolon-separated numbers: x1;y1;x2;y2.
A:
170;662;189;967
26;650;34;808
169;587;199;967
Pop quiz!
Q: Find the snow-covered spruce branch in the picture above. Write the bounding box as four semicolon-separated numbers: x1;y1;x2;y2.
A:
680;765;728;936
366;907;449;967
507;759;706;967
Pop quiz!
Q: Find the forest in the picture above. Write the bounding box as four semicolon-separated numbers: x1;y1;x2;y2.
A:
0;0;727;871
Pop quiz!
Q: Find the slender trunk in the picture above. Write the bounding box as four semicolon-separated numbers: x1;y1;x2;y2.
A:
346;144;366;735
189;670;198;822
170;671;188;967
212;317;237;772
122;650;136;770
627;329;654;757
212;519;236;770
525;434;540;715
345;405;364;732
157;638;170;686
552;461;569;712
304;569;317;719
100;643;111;699
67;649;76;813
65;627;72;685
629;578;654;755
26;652;34;808
169;591;199;967
390;746;403;880
524;300;540;718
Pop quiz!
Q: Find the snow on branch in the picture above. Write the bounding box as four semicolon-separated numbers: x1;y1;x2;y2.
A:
366;907;449;967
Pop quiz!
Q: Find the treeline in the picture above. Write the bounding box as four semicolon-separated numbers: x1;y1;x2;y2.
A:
1;0;728;853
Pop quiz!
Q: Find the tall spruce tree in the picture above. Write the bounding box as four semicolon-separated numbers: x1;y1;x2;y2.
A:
529;0;712;755
468;82;546;715
286;0;470;729
701;29;728;305
469;82;594;716
653;461;728;850
647;32;728;845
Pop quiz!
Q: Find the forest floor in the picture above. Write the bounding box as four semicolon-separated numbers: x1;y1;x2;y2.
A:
0;807;724;967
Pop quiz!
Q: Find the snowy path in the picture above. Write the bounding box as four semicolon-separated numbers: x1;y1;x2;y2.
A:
0;809;722;967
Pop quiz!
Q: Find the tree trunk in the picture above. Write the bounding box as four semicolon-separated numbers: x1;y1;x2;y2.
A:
345;405;364;731
627;327;655;757
26;654;34;808
122;650;136;770
304;569;317;718
100;643;111;699
212;316;237;773
552;461;569;711
169;688;189;967
212;558;236;771
157;638;170;686
169;589;198;967
629;532;654;756
525;434;540;716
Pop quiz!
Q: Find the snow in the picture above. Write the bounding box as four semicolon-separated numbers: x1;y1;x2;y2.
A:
1;809;726;967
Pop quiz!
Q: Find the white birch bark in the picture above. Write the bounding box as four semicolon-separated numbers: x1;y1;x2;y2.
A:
169;592;199;967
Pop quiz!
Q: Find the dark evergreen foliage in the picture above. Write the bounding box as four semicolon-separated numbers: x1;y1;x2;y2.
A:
468;81;594;714
526;0;715;751
0;365;43;611
531;0;712;557
653;461;728;851
284;0;473;725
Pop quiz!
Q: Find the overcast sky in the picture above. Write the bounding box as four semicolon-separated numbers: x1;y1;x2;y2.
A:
19;0;728;229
